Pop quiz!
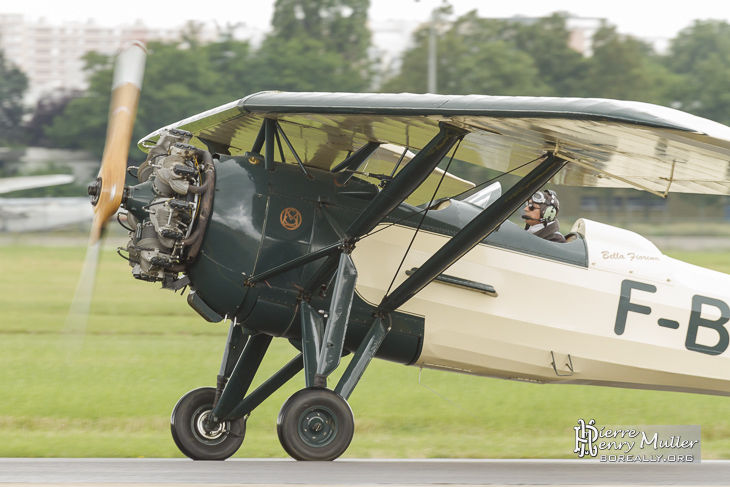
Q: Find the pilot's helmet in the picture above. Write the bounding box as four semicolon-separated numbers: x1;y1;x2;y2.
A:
530;189;559;222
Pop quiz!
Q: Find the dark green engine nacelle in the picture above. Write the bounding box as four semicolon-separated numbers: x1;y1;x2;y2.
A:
187;155;377;327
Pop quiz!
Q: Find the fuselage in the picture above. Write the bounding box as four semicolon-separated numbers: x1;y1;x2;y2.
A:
132;153;730;397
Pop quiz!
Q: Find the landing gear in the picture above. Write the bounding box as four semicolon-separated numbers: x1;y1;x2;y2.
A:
171;387;246;460
277;388;354;461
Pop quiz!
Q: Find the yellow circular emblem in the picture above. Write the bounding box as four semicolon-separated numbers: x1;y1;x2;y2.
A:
280;207;302;230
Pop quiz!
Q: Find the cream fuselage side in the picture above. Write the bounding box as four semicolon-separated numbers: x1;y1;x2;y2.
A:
352;218;730;397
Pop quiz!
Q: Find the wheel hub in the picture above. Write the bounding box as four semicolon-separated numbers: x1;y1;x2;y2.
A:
299;406;337;447
193;408;227;444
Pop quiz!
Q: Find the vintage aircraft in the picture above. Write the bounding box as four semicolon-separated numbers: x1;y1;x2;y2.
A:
0;175;93;232
80;42;730;461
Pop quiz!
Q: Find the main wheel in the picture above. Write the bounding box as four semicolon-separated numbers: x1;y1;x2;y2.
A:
277;388;354;461
170;387;246;460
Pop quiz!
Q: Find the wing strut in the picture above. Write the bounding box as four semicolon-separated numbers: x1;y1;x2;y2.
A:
265;118;276;171
303;122;468;297
299;253;359;388
346;123;469;239
290;123;469;390
241;123;469;394
326;153;567;399
380;152;567;313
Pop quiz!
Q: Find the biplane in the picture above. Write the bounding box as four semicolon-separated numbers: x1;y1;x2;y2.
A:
82;43;730;461
0;175;92;232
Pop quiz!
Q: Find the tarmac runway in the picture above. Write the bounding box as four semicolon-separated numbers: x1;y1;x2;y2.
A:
1;458;729;486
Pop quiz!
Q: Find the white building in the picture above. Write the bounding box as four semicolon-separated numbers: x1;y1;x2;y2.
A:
0;14;263;105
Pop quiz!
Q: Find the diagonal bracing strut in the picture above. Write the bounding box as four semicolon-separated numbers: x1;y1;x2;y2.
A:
298;123;469;389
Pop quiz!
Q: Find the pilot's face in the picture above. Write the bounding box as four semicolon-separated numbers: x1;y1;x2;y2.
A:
524;201;541;225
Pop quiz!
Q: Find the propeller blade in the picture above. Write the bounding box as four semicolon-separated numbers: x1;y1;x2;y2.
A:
89;41;146;244
63;41;146;347
61;240;102;351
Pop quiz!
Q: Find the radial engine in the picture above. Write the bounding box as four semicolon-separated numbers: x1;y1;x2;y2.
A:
121;129;215;290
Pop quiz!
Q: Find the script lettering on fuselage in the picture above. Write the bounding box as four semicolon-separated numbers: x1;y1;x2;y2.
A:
615;279;730;356
601;251;661;262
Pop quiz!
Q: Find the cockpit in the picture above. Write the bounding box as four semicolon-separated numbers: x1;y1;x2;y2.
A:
401;181;589;268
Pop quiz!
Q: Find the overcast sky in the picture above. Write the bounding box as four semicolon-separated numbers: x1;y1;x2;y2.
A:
2;0;730;42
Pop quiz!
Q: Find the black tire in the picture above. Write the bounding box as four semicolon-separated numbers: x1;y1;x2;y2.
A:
277;388;354;461
170;387;246;460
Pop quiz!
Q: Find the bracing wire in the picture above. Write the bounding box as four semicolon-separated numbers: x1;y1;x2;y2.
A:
384;139;461;297
357;154;545;243
418;368;479;420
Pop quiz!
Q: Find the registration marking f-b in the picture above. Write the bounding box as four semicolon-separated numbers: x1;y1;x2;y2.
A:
615;279;730;356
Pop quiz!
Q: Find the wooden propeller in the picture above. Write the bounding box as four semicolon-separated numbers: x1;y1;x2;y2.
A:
63;41;146;347
87;41;146;244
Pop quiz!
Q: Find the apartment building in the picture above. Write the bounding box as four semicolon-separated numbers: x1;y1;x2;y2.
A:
0;14;256;104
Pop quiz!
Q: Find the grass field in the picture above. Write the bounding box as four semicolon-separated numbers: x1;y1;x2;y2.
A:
3;242;730;458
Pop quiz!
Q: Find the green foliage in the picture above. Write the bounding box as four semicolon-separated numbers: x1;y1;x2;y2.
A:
45;40;256;160
581;24;677;104
43;52;115;156
383;11;678;106
0;52;28;146
43;0;373;157
506;13;588;96
271;0;371;65
252;36;370;92
384;13;551;95
383;12;594;97
664;20;730;125
259;0;372;91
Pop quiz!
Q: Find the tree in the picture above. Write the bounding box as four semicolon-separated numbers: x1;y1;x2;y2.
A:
26;90;82;147
664;20;730;125
44;0;375;157
251;36;371;92
383;12;549;95
270;0;370;66
581;24;676;104
507;13;588;97
382;11;592;96
0;52;28;146
255;0;372;91
45;38;256;158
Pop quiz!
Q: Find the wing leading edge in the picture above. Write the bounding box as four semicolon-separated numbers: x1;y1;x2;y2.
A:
139;92;730;196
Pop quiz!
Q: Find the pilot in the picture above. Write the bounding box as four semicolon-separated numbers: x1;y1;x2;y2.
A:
522;189;566;243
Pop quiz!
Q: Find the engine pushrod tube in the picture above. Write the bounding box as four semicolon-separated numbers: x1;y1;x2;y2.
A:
223;354;304;421
379;153;566;313
211;333;272;421
182;150;215;262
345;122;468;239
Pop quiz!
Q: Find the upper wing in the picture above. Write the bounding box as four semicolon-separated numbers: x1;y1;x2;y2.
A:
139;92;730;196
0;175;74;195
